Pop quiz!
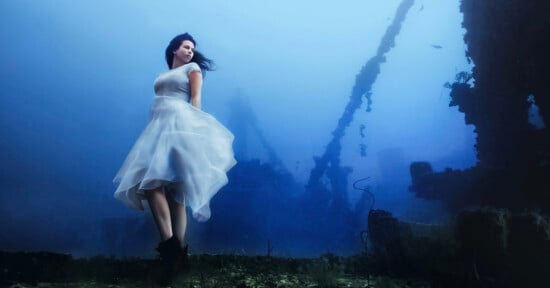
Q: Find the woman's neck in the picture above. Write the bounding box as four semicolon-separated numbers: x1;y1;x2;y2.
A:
171;59;187;69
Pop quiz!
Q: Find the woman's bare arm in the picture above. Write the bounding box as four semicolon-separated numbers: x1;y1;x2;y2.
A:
189;70;203;109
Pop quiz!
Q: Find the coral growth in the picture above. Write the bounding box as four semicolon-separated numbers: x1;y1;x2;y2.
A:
410;0;550;212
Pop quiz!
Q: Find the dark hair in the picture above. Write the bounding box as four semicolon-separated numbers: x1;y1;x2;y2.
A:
165;33;215;71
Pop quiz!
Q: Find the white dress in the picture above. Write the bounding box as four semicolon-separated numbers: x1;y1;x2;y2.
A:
113;62;237;222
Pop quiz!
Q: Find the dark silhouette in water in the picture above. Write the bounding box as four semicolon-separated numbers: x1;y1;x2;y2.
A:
299;3;417;254
193;0;418;254
227;92;287;172
406;1;550;286
409;0;550;213
306;0;415;192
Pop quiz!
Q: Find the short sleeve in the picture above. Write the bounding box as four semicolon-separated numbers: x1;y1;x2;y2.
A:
185;62;202;74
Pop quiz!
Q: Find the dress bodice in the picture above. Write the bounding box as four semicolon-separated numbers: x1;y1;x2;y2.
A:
153;62;201;101
114;60;236;220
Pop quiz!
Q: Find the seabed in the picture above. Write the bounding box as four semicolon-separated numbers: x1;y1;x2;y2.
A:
2;252;429;288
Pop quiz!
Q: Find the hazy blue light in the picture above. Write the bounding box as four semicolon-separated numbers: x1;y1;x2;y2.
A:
0;0;475;256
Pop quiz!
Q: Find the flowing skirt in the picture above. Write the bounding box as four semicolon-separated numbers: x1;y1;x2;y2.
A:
113;96;237;222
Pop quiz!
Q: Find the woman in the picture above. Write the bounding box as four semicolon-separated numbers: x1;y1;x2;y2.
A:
113;33;236;277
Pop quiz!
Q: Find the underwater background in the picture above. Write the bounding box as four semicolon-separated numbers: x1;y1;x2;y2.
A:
3;0;549;280
0;0;481;258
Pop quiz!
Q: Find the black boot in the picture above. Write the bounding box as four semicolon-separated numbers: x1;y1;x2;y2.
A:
177;244;190;272
155;236;180;283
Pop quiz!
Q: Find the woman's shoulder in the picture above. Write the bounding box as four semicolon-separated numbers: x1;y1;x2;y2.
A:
160;62;201;76
183;62;201;73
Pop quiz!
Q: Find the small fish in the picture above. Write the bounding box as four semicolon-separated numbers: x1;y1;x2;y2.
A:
419;4;424;12
431;44;443;49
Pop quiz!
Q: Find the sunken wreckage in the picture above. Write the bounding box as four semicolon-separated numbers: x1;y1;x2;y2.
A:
2;0;549;287
203;0;550;285
407;0;550;286
308;0;550;285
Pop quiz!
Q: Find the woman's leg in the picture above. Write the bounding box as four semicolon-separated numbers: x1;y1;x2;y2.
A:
167;194;187;245
145;188;173;241
147;187;187;282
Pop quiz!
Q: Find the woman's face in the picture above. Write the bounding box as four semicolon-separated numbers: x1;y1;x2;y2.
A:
174;40;195;64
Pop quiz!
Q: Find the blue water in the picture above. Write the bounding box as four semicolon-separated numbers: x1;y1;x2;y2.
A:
0;0;476;258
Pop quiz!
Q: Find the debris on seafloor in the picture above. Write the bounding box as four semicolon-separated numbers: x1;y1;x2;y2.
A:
0;251;430;288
